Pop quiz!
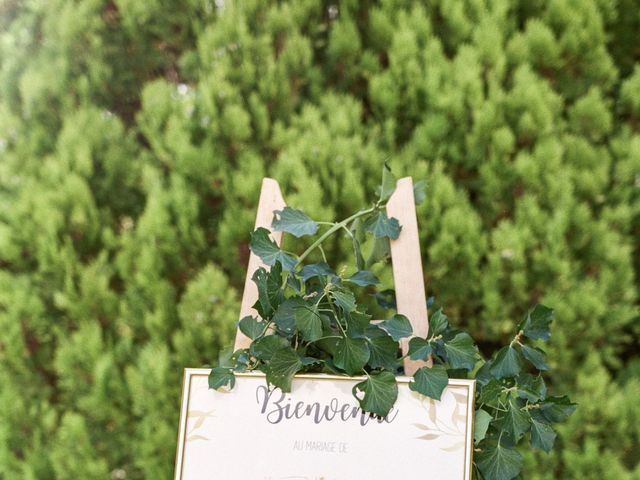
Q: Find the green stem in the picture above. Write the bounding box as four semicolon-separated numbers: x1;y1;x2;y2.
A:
327;296;348;338
318;244;328;263
295;206;377;267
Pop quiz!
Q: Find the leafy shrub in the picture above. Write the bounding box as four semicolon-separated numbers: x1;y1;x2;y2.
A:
0;0;638;478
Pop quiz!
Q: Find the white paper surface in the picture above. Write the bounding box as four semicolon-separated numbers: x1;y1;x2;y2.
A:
175;370;474;480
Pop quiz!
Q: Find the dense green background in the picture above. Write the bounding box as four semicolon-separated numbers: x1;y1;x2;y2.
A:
1;0;639;478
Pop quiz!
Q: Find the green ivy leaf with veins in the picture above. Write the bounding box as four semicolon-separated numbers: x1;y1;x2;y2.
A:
476;441;523;480
346;270;380;287
353;371;398;417
266;347;302;392
252;264;284;319
272;207;319;237
366;330;399;370
379;314;413;341
238;315;267;340
378;162;397;203
530;418;557;453
443;332;477;370
409;365;448;400
208;367;235;390
331;289;357;313
250;227;297;271
250;335;289;361
474;409;492;443
364;211;401;239
499;397;531;442
294;302;323;342
334;337;370;375
490;346;523;379
428;308;449;336
518;304;554;341
408;337;432;360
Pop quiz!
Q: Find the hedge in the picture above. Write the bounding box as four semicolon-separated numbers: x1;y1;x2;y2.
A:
0;0;638;478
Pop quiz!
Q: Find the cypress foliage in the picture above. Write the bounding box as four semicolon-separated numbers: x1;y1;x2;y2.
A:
0;0;638;478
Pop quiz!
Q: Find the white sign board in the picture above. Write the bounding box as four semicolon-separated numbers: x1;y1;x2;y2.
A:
175;369;475;480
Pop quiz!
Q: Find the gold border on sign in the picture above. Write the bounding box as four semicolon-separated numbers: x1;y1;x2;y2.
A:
174;369;476;480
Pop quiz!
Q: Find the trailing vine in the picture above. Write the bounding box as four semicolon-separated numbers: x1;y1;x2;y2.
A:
209;166;575;480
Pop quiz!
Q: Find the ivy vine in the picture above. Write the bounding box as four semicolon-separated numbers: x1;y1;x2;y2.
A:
209;166;575;480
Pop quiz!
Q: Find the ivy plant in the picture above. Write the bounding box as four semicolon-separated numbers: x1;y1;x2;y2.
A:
209;167;575;480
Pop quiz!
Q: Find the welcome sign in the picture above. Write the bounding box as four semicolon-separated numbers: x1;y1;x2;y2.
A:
174;370;475;479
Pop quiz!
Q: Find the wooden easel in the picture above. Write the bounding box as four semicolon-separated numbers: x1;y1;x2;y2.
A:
233;177;429;376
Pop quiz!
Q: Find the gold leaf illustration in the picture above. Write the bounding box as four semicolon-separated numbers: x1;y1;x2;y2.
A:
452;391;468;404
441;442;464;452
453;412;467;425
413;423;434;431
187;409;215;431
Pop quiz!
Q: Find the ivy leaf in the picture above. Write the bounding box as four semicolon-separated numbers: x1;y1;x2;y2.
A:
350;216;366;241
332;289;357;313
252;264;284;319
364;212;401;240
301;356;322;366
286;274;303;294
537;396;577;423
272;298;300;336
518;304;554;341
475;360;494;385
366;236;391;267
490;346;524;379
316;336;340;357
409;365;448;400
217;348;235;368
334;337;370;375
380;314;413;341
208;367;235;390
249;227;297;271
345;312;372;339
474;409;493;443
349;218;366;270
347;270;380;287
271;207;319;237
517;374;547;402
408;337;432;360
530;419;556;453
379;162;397;202
477;379;504;407
238;315;267;340
352;371;398;417
374;288;396;309
520;344;550;371
531;419;557;453
476;441;523;480
299;262;335;282
351;236;366;271
230;349;250;370
294;303;322;342
413;179;427;205
366;328;400;370
429;308;449;336
500;398;531;442
250;335;289;361
266;347;302;392
444;333;476;370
